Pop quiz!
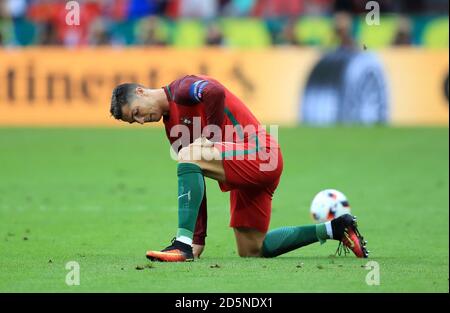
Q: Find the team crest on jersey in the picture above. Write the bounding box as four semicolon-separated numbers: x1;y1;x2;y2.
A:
180;117;192;125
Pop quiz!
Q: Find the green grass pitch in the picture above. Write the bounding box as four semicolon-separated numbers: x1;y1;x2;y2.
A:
0;127;448;292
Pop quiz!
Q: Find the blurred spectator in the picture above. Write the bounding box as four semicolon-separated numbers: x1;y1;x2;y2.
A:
27;0;102;46
0;2;5;45
99;0;126;21
389;0;425;13
303;0;334;15
0;1;5;18
333;0;398;14
88;17;111;46
0;2;10;46
221;0;256;16
127;0;167;19
205;22;223;45
424;0;450;12
252;0;303;17
136;16;167;46
393;16;413;46
179;0;218;19
5;0;27;19
27;0;59;24
388;0;450;13
60;1;102;46
39;21;61;45
274;18;300;46
0;0;447;47
333;0;370;14
217;0;231;15
101;0;129;21
333;11;355;49
164;0;181;18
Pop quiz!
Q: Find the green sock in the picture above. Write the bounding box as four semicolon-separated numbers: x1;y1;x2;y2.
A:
176;163;205;245
262;223;330;258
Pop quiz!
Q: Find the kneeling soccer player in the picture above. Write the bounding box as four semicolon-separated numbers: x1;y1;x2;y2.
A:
109;75;369;262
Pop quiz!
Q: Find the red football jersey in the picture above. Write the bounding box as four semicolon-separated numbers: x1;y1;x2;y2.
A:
162;75;277;150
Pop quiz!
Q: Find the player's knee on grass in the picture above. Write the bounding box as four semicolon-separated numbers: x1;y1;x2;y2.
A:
237;246;262;258
234;227;265;258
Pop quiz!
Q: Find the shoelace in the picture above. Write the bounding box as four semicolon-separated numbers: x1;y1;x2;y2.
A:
335;228;352;256
335;240;351;256
161;237;177;251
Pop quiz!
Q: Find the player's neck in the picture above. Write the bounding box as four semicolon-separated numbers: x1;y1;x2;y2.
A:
148;88;170;115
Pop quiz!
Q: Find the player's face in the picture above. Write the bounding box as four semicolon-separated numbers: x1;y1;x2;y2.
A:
121;94;163;124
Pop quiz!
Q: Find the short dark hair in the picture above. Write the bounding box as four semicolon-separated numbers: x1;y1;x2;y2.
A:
110;83;142;120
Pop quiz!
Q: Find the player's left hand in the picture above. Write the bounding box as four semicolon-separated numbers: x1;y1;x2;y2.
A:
193;244;205;259
193;136;214;148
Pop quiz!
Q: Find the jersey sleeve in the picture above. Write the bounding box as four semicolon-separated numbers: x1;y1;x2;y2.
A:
172;75;225;134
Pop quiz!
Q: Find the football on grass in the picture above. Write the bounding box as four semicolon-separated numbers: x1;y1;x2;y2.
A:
310;189;351;222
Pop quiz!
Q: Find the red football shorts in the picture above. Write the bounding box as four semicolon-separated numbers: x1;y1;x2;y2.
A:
214;138;283;233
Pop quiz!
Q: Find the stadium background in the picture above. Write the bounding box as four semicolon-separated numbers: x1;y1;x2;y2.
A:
0;0;448;125
0;0;448;292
